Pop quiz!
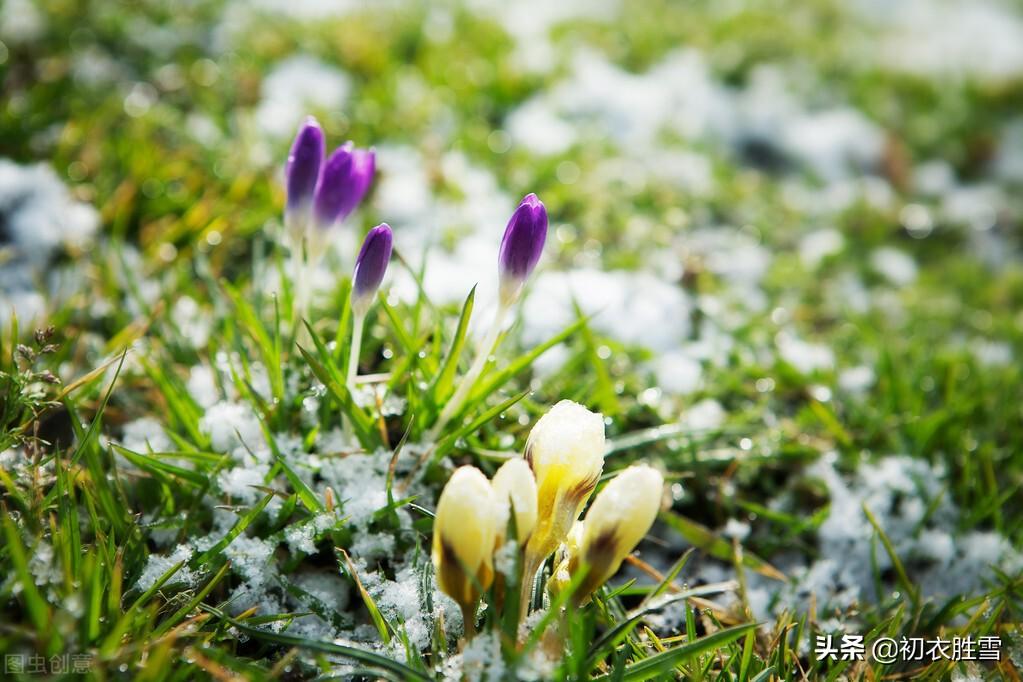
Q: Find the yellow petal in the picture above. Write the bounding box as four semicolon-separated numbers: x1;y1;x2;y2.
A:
492;458;538;544
581;464;663;584
432;466;500;605
524;400;605;562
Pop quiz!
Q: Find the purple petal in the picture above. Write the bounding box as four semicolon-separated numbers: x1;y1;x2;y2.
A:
347;148;376;211
353;223;393;302
498;193;548;283
312;143;355;228
285;117;324;211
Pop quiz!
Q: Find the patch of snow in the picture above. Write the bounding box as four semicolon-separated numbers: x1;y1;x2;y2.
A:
0;0;45;44
136;544;197;592
0;159;100;324
680;399;725;432
650;351;703;395
199;401;268;462
864;0;1023;81
799;229;845;269
120;417;173;453
722;519;750;541
972;340;1012;367
187;364;221;408
521;269;692;352
870;247;918;286
218;464;271;504
254;55;350;139
171;296;211;348
224;535;277;588
776;332;835;374
460;630;505;681
838;365;875;395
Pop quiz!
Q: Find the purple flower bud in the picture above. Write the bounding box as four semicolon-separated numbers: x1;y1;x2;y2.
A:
352;223;393;311
312;143;354;229
346;147;376;214
498;193;548;304
285;117;325;232
312;143;376;230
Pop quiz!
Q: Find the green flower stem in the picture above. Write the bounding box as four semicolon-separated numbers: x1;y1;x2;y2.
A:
429;302;507;440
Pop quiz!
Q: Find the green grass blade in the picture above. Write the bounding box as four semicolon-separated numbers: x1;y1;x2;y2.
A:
660;511;786;581
594;622;758;681
190;494;273;568
199;605;432;682
430;284;476;406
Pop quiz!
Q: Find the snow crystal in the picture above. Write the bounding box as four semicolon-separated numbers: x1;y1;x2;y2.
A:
28;540;62;591
461;630;505;682
187;364;220;408
218;464;270;504
136;544;196;592
120;417;173;453
320;453;392;527
288;570;351;632
360;562;448;653
199;401;268;462
224;536;277;588
284;513;339;555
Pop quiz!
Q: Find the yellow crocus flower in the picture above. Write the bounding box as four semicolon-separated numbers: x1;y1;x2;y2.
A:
555;464;664;605
432;465;500;637
519;400;605;616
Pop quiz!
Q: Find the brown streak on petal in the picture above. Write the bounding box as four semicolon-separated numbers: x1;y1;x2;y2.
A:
566;472;600;506
587;528;620;564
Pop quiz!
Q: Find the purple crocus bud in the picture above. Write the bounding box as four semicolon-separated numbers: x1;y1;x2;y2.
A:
498;193;548;305
352;223;393;313
312;143;376;231
312;143;354;229
285;117;325;238
344;147;376;216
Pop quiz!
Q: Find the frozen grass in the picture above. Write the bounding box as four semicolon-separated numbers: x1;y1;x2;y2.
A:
2;0;1023;679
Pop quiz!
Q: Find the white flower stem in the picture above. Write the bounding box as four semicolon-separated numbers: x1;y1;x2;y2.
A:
291;241;308;329
429;302;507;441
347;311;365;392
